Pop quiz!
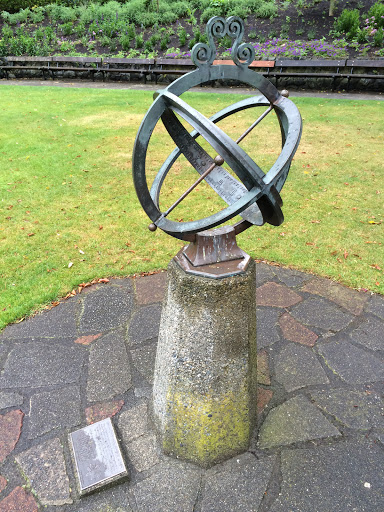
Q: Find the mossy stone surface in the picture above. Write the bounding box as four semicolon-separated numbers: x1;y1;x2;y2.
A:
153;258;257;467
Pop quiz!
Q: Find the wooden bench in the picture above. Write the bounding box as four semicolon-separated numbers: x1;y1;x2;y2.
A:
0;56;52;80
100;57;154;83
49;56;102;81
271;59;347;90
152;58;195;83
151;58;275;85
343;59;384;90
213;59;275;75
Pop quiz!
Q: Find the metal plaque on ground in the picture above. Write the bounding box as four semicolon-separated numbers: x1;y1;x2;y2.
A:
69;418;128;495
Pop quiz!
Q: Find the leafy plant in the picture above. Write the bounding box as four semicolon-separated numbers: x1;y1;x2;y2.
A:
30;6;45;24
178;27;187;46
60;22;74;37
280;23;290;39
356;28;368;44
201;7;218;23
160;36;169;51
144;39;153;52
135;34;144;48
218;34;232;48
255;2;277;19
44;25;56;43
335;9;360;39
186;6;197;26
1;23;13;41
75;23;86;38
368;1;384;29
373;27;384;47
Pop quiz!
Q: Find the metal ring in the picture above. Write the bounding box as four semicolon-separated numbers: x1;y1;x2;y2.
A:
132;65;302;241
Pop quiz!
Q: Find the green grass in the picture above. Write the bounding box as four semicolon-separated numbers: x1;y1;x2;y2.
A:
1;85;383;331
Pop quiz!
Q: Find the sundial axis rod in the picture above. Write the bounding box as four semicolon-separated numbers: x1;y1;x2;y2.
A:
161;104;273;220
235;104;273;144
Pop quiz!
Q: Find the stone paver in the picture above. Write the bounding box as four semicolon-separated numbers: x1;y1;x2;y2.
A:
72;486;133;512
85;399;124;425
130;344;157;383
201;453;276;512
29;385;81;438
279;312;318;346
255;263;275;285
132;461;201;512
257;388;274;414
270;438;384;512
318;338;384;384
0;299;79;339
257;350;271;385
126;433;160;472
128;303;162;344
274;266;309;288
0;410;23;462
301;277;368;315
274;344;329;392
15;438;72;505
0;391;23;409
0;342;84;388
350;316;384;351
0;262;383;512
87;332;132;401
256;307;281;348
74;333;102;345
311;389;384;430
257;282;302;307
258;395;340;448
0;476;7;493
367;294;384;319
80;285;134;333
0;486;38;512
135;272;167;305
118;403;150;443
291;296;354;331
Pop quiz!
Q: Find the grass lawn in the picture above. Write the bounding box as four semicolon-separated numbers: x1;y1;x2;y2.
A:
0;85;383;331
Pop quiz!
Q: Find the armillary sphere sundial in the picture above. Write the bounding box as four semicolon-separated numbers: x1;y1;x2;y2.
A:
133;16;302;277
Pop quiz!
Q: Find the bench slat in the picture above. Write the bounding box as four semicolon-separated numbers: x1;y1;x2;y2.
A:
276;59;346;67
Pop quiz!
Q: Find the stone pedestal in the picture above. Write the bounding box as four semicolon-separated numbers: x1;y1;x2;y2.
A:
153;258;257;467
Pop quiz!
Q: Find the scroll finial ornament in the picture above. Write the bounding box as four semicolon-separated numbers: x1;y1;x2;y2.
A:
191;16;255;69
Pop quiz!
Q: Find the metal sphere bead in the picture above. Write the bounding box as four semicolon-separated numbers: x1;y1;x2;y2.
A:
148;223;157;232
214;155;225;166
281;89;290;98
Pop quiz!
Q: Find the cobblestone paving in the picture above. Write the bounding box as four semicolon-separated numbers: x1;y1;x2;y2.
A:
0;264;383;511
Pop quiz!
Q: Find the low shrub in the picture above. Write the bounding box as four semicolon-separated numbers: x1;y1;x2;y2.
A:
335;9;360;39
0;0;50;13
373;26;384;46
255;2;278;19
368;1;384;28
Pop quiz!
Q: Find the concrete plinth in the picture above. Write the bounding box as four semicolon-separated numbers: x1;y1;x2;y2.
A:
153;258;257;467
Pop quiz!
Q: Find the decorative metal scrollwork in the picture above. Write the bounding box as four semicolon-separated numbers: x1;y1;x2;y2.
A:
191;16;255;68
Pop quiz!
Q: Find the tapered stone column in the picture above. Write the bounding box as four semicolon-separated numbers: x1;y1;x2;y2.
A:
153;257;257;468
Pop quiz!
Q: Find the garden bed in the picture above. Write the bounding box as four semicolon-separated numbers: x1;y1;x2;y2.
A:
0;0;383;61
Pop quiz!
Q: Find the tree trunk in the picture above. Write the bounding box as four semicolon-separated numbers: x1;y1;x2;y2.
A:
329;0;336;16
